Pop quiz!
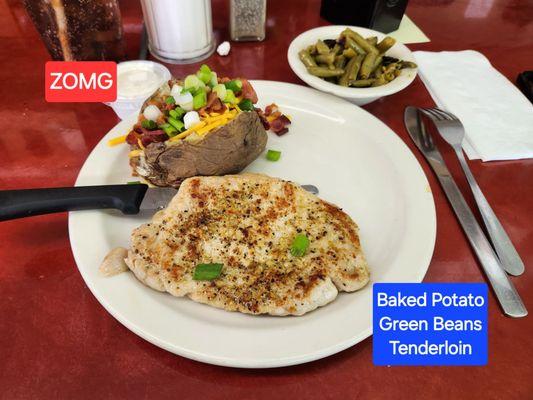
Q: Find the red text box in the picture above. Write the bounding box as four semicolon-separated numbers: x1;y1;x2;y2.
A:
45;61;117;102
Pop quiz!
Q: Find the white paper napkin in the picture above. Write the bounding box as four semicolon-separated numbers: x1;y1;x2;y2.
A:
414;50;533;161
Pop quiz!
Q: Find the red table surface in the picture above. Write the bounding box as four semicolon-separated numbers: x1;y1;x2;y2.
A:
1;0;532;398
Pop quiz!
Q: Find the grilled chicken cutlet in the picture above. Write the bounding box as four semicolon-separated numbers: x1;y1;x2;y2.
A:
126;174;370;316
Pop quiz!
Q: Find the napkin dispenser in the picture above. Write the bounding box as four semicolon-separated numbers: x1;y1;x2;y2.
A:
320;0;409;33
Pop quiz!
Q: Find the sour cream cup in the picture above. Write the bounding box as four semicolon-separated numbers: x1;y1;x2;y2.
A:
106;60;171;119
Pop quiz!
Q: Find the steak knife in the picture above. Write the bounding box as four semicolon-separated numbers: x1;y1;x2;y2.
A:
0;183;319;221
404;106;527;318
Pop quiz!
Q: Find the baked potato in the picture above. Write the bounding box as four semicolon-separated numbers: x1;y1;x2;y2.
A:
125;66;272;188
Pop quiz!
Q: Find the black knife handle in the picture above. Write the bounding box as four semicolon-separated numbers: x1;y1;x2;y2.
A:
0;184;148;221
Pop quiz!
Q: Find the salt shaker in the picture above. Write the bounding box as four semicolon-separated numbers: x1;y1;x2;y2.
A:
140;0;215;64
230;0;267;41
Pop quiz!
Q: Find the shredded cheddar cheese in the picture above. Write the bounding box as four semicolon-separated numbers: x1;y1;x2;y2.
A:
129;149;143;158
137;138;145;150
107;135;127;146
168;121;207;142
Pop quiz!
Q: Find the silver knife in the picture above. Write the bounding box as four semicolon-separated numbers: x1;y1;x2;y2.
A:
404;106;527;318
0;183;319;221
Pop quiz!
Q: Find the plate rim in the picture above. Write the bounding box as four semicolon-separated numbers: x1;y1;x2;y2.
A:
69;80;436;368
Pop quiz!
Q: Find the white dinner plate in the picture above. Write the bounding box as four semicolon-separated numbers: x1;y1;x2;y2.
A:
69;81;436;368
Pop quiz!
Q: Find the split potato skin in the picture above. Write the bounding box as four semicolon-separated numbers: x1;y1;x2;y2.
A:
132;111;268;188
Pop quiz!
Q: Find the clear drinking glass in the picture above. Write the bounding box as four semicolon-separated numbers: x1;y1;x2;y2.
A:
230;0;267;41
23;0;125;61
140;0;216;64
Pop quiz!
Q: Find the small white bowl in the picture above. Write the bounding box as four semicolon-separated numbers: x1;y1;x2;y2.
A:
106;60;171;120
287;26;417;106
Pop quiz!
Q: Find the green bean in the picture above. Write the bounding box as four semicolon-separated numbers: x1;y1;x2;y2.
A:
384;72;396;82
366;36;378;46
334;55;347;69
315;52;336;66
359;52;377;79
306;45;317;55
371;76;387;87
383;62;399;75
298;50;317;68
371;55;383;74
400;61;418;69
338;54;364;86
307;66;345;78
376;37;396;53
343;28;378;54
342;48;357;58
350;79;375;87
331;44;342;56
345;37;367;55
316;39;330;55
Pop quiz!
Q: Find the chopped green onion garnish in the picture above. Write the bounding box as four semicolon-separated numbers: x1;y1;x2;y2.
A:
193;89;207;109
169;107;185;120
165;96;176;104
127;181;141;185
168;117;184;132
199;64;211;74
224;79;242;92
238;98;254;111
266;149;281;161
184;74;202;90
209;71;218;88
224;89;237;104
290;234;310;257
193;263;223;281
197;65;212;84
213;83;227;101
141;119;157;130
159;123;177;136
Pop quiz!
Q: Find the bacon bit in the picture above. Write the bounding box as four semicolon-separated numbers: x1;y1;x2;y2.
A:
255;108;270;130
126;130;139;145
270;114;291;136
264;103;278;117
239;78;258;103
275;127;289;136
140;130;168;147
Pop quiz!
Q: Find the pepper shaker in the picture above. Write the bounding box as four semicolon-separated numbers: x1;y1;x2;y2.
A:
230;0;267;41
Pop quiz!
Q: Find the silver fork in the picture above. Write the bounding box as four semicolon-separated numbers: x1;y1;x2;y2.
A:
420;107;525;276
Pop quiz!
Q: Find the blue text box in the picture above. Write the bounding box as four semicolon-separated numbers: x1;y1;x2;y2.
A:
373;283;488;366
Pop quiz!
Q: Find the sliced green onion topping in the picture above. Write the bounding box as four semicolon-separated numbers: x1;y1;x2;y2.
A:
165;96;176;104
290;234;310;257
238;98;254;111
193;263;223;281
266;149;281;161
213;83;227;101
169;107;185;120
168;117;185;132
199;64;212;74
224;89;237;104
209;71;218;88
184;74;202;90
141;119;157;130
224;79;242;92
193;89;207;109
197;65;212;84
159;123;177;136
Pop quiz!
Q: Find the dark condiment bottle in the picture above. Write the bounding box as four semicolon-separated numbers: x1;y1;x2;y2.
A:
320;0;409;33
